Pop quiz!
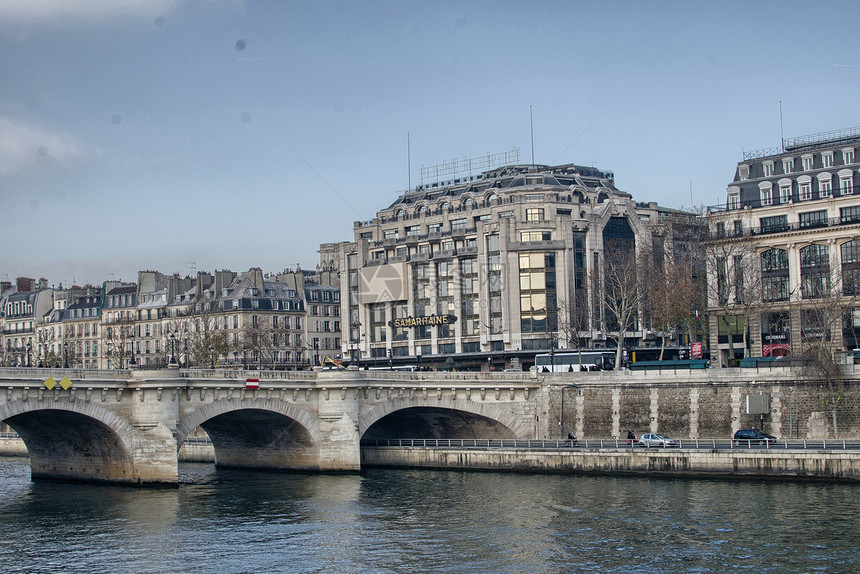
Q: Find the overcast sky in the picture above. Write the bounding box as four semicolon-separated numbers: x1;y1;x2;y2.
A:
2;0;859;287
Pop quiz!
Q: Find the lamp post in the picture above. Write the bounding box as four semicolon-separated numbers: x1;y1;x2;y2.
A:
26;341;31;368
352;320;362;370
210;345;215;369
63;342;68;369
242;345;248;370
129;329;136;366
169;333;177;366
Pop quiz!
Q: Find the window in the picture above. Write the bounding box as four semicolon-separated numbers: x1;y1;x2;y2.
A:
782;158;794;174
451;218;467;230
823;152;834;168
841;205;860;223
519;252;556;334
819;175;832;198
520;231;551;241
727;187;740;209
406;225;420;236
759;183;772;206
738;164;749;180
843;148;855;165
839;169;854;195
802;155;814;171
779;182;791;203
763;161;774;177
798;179;812;201
761;249;789;302
524;193;544;202
526;208;545;221
733;220;743;236
383;229;397;239
842;239;860;295
800;244;829;299
760;215;788;233
799;210;827;229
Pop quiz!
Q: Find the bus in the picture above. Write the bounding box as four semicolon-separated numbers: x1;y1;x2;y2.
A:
534;351;615;372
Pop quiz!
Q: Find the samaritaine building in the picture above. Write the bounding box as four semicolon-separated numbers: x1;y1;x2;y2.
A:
340;162;700;370
706;127;860;366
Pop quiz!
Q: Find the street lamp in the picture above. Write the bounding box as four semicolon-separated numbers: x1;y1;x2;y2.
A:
169;333;177;366
210;345;215;369
242;345;247;370
63;342;68;369
129;329;136;366
26;341;31;368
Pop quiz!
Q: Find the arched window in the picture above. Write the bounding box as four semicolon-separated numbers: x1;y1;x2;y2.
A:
761;249;789;301
842;239;860;295
800;244;829;298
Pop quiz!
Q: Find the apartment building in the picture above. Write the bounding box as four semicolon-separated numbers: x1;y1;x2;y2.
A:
706;126;860;366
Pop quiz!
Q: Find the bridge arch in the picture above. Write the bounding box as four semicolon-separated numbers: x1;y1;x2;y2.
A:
359;397;527;440
0;399;137;483
178;398;323;471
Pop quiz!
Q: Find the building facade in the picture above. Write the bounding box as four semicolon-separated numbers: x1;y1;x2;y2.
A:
340;163;702;370
706;126;860;366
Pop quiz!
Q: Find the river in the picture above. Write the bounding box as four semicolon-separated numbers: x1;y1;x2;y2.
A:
0;456;856;573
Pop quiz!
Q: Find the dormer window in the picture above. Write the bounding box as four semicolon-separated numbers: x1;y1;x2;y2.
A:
727;187;740;210
738;164;749;180
818;172;833;198
759;182;773;206
802;154;814;171
783;158;794;174
763;161;774;177
843;148;855;165
822;152;834;168
798;176;813;201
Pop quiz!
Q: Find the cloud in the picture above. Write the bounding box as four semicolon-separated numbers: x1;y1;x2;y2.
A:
0;0;182;22
0;115;85;177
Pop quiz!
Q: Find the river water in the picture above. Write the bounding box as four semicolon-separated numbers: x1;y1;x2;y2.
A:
0;456;857;573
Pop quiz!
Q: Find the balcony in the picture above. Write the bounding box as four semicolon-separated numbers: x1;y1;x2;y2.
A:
709;215;860;240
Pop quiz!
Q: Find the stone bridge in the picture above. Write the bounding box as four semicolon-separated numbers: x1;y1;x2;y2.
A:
0;367;542;485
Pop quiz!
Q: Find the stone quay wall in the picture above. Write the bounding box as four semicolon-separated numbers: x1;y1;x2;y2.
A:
541;365;860;441
362;446;860;482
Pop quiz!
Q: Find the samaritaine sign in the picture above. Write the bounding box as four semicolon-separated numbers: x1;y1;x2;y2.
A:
389;314;458;328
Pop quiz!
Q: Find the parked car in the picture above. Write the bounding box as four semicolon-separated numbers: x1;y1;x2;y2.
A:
733;429;776;445
637;433;678;448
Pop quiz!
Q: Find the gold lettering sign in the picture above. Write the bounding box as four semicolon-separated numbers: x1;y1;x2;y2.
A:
389;315;458;328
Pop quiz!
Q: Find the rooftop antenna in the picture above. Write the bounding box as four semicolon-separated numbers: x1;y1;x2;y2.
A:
407;132;411;191
779;100;785;151
185;261;197;275
529;105;535;166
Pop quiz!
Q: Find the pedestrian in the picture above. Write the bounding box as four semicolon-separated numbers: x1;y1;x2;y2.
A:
626;428;636;444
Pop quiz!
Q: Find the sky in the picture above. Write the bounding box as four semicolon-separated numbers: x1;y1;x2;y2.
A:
2;0;859;288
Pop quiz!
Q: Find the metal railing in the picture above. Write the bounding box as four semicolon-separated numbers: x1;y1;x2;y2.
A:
362;438;860;450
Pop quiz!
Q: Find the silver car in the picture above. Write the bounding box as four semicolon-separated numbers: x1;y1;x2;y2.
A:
637;433;678;448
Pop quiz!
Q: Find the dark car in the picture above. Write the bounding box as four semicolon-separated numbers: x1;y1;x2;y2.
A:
733;429;776;445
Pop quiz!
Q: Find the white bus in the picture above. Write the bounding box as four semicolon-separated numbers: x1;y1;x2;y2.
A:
534;351;614;372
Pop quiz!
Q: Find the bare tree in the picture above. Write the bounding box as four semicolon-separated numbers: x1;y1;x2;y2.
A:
799;268;857;438
101;321;134;368
602;240;644;370
704;239;762;364
644;254;701;360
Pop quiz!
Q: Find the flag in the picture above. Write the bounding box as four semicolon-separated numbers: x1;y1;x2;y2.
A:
694;305;699;320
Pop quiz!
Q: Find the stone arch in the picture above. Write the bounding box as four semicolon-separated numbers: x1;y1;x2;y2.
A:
178;398;325;471
359;397;528;439
1;399;138;482
1;398;135;446
176;397;320;444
